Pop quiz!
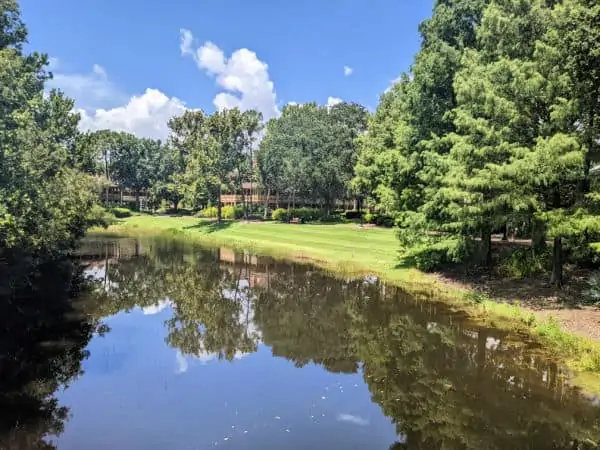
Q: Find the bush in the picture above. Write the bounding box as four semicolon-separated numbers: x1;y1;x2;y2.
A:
201;206;218;218
398;236;467;271
112;207;133;218
272;208;288;221
87;204;115;228
343;210;364;220
319;214;343;223
364;212;376;224
222;205;244;219
376;214;395;227
584;272;600;304
363;212;395;227
498;247;551;279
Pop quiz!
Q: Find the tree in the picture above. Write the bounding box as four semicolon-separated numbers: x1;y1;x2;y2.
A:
259;101;367;213
168;108;262;221
353;0;490;226
0;2;98;256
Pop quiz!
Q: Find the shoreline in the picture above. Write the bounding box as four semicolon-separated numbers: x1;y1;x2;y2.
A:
89;215;600;393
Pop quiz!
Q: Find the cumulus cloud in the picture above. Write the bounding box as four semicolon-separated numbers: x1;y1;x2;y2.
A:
48;63;127;110
49;63;187;140
78;88;187;140
336;414;369;426
327;96;342;107
180;28;279;120
142;299;173;315
343;65;353;76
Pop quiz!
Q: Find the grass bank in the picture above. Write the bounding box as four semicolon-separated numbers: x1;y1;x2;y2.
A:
90;215;600;392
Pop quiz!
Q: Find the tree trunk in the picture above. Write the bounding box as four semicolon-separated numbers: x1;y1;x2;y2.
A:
240;183;247;220
263;187;270;220
292;191;296;209
502;223;508;241
359;197;364;226
217;185;222;222
135;190;140;212
276;191;280;209
532;218;547;254
481;228;492;267
550;237;563;287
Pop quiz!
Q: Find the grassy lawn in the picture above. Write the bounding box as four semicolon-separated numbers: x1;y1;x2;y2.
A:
114;215;402;272
90;214;600;392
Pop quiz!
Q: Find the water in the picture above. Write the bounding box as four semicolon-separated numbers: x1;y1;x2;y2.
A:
2;236;600;449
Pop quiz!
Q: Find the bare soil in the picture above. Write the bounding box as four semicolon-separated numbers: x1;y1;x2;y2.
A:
436;255;600;341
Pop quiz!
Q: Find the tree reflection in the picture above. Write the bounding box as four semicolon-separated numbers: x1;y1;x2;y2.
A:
0;255;102;449
87;237;600;449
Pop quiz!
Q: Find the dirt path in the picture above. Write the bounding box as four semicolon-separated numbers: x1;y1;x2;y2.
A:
436;266;600;341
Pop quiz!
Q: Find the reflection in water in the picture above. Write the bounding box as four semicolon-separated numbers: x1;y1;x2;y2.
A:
3;237;600;449
0;255;103;449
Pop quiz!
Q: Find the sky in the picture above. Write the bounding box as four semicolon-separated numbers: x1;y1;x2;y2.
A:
19;0;434;140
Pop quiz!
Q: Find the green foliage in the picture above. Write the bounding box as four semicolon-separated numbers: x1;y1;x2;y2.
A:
399;237;466;272
271;208;288;221
364;213;396;228
270;207;338;223
0;10;101;255
257;102;368;212
221;206;244;220
111;207;133;218
498;248;551;279
86;204;115;228
168;108;263;220
201;206;218;218
352;0;600;285
584;273;600;305
343;210;364;220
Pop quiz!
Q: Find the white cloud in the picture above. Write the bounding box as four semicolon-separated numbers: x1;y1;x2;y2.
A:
47;57;60;70
180;29;279;120
327;96;342;107
179;28;194;56
175;351;189;374
343;65;353;76
49;63;187;140
49;63;127;111
78;88;187;140
336;414;369;426
142;299;172;315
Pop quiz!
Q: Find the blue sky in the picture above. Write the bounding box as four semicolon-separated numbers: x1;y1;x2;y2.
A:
20;0;434;139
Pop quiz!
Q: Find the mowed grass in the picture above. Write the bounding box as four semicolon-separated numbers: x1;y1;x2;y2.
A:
102;215;407;276
90;214;600;392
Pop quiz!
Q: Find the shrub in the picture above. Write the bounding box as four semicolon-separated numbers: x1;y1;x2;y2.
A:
376;214;395;228
222;205;244;219
112;207;133;218
319;214;343;223
498;247;551;279
202;206;218;218
398;236;466;271
87;204;115;228
272;208;288;221
363;212;395;227
343;210;364;220
584;272;600;304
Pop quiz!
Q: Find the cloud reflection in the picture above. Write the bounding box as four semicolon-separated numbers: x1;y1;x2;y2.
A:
336;413;369;426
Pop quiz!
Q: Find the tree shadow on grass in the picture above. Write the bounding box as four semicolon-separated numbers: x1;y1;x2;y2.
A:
183;220;234;234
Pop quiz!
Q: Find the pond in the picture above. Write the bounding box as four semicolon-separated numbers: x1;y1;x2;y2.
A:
3;236;600;449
